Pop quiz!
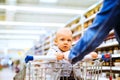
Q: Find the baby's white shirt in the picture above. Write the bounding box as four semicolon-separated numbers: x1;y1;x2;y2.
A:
47;45;72;77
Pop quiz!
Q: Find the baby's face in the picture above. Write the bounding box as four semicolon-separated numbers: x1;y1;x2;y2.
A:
55;33;72;52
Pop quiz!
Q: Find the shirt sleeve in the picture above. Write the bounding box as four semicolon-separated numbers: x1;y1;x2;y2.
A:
69;0;120;64
47;47;57;56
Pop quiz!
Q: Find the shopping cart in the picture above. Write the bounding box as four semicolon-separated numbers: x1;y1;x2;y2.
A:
73;59;103;80
13;64;26;80
25;61;63;80
13;55;104;80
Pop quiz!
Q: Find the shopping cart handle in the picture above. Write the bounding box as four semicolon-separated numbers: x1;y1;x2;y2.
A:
25;55;57;63
25;55;33;63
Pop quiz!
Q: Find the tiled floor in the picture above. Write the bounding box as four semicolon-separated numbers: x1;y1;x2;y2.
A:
0;67;16;80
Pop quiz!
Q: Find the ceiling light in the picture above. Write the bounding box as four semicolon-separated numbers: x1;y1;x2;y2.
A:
0;30;47;35
0;35;40;40
40;0;57;3
0;5;84;14
0;21;65;27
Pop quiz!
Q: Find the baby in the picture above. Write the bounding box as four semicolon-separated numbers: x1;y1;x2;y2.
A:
47;28;74;80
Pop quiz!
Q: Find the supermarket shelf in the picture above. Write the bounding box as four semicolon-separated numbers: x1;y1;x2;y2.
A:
70;22;81;30
102;66;120;71
84;13;97;22
112;54;120;58
72;31;82;37
83;0;103;15
97;40;119;49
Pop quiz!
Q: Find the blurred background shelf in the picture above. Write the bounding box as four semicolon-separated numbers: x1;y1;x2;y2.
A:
1;0;120;80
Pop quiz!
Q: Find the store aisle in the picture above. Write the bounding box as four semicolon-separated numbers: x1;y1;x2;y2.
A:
0;68;16;80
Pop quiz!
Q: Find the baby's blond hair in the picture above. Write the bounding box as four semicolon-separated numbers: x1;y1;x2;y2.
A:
54;28;72;44
56;28;72;38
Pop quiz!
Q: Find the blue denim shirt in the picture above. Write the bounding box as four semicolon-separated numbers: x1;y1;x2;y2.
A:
69;0;120;64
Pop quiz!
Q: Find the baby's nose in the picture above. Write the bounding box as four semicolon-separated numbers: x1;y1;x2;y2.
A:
64;41;68;44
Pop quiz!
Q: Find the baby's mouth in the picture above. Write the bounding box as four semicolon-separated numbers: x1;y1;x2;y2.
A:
63;46;68;48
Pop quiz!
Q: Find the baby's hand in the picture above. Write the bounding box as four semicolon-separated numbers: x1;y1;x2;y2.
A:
55;53;64;60
63;51;70;61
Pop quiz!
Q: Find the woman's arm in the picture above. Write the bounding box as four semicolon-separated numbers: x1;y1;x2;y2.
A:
69;0;120;64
